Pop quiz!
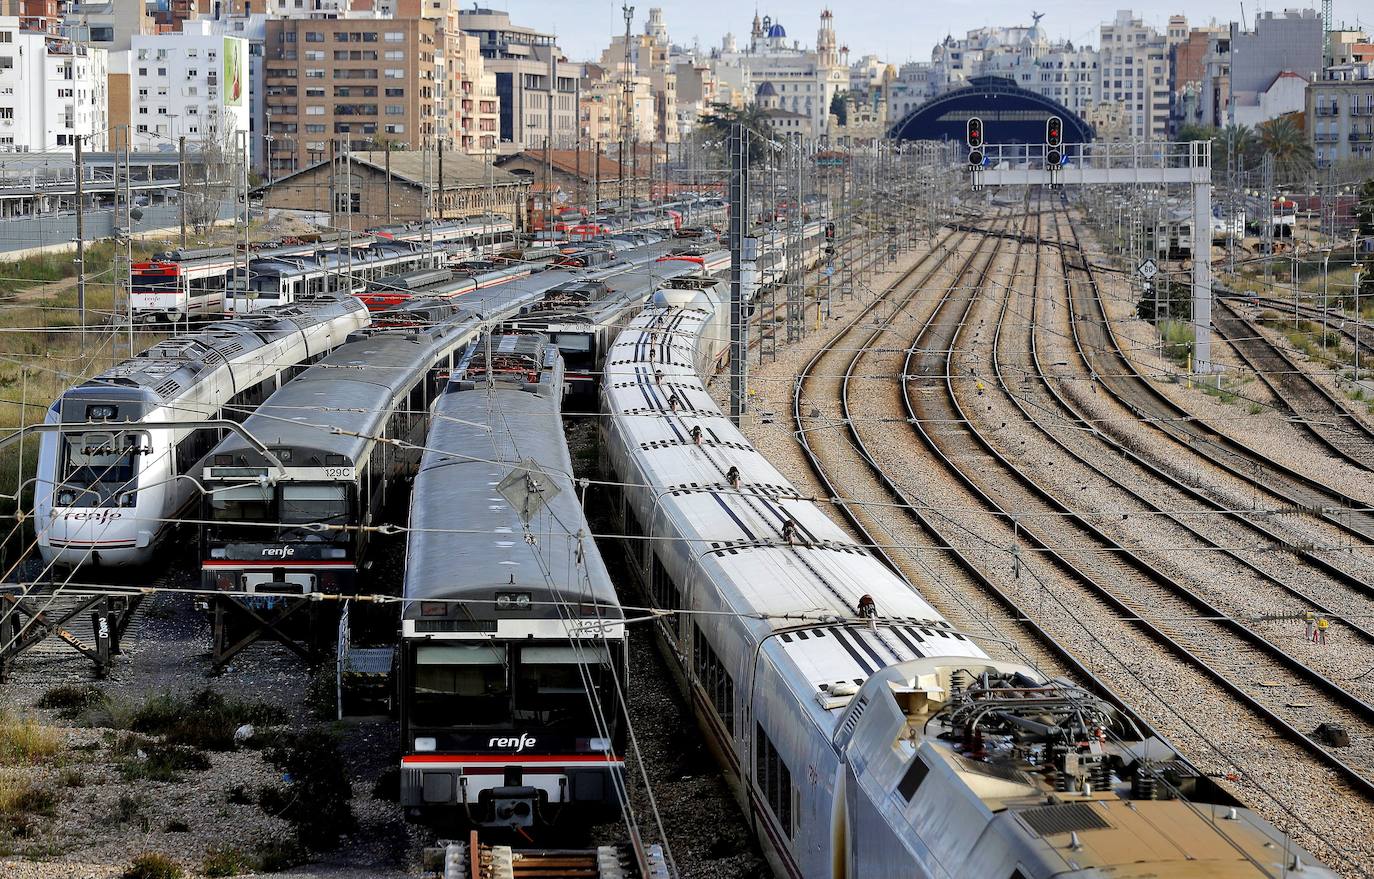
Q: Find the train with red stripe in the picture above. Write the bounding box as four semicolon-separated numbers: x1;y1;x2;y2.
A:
358;261;534;312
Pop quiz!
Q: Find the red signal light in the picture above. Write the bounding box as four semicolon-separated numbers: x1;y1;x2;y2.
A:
966;117;984;149
1046;116;1063;148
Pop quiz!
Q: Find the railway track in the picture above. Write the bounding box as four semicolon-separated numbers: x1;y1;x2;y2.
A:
1060;216;1374;546
794;192;1374;870
1211;297;1374;470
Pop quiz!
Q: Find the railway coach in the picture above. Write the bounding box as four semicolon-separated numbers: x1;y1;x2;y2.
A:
598;278;1336;879
35;297;370;568
398;333;628;831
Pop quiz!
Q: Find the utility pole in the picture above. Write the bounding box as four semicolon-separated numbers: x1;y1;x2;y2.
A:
728;123;749;426
74;135;85;346
619;3;633;213
385;141;393;226
122;125;134;355
177;136;187;248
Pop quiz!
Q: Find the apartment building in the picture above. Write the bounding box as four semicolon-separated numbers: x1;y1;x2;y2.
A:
445;28;496;153
127;22;251;158
263;15;436;175
0;17;108;152
457;7;576;153
1098;9;1169;140
1308;62;1374;167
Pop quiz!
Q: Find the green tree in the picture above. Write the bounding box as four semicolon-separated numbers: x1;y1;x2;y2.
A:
1356;177;1374;238
695;102;775;163
830;91;849;127
1258;113;1315;187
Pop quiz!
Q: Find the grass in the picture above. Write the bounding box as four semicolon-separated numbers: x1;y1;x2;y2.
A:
253;839;308;873
36;683;105;719
202;845;255;877
1158;319;1195;367
0;713;62;765
123;851;183;879
118;742;212;783
0;773;60;838
110;792;150;832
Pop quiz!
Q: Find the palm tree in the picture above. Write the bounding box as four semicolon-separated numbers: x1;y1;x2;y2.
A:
695;103;775;163
1258;113;1314;187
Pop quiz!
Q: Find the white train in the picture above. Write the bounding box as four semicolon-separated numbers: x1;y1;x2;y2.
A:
35;298;370;568
599;280;1334;878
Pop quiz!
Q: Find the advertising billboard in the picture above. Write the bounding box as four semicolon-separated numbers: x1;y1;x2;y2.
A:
223;36;245;108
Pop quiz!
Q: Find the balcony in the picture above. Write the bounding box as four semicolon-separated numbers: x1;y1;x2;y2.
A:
1354;106;1374;117
1315;105;1340;117
1351;130;1374;143
1314;132;1340;143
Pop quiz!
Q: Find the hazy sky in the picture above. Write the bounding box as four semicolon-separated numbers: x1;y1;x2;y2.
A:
478;0;1368;66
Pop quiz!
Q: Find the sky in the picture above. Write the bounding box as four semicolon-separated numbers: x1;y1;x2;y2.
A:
478;0;1368;66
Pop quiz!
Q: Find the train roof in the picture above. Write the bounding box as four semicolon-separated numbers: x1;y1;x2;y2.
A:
602;290;985;715
64;297;366;408
402;344;618;619
207;319;474;467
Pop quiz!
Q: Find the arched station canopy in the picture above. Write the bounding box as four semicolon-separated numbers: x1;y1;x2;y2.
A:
889;76;1094;144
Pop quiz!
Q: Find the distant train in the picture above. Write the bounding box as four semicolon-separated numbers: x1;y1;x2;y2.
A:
397;333;629;831
35;297;370;568
358;262;533;312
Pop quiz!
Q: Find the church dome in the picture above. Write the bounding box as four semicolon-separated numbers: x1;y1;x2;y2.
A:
767;23;786;38
756;81;777;97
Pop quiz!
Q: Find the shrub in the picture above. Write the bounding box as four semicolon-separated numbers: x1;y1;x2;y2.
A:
35;684;104;718
58;767;85;788
119;743;211;783
226;784;255;806
123;852;183;879
164;819;190;833
263;731;355;850
131;689;284;752
110;793;149;831
0;774;59;837
202;845;254;877
0;715;61;764
254;838;308;873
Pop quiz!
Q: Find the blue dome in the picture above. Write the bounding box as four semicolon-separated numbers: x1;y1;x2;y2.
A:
767;23;786;38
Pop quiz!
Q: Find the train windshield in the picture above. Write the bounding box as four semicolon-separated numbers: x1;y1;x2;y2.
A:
59;432;144;503
132;268;179;296
208;484;273;521
513;644;613;730
411;643;510;727
279;484;348;527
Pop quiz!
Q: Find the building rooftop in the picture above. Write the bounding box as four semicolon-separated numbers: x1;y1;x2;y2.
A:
498;149;630;183
268;150;525;191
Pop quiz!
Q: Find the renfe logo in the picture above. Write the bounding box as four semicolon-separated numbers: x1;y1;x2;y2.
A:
489;733;537;752
261;546;296;558
58;510;123;525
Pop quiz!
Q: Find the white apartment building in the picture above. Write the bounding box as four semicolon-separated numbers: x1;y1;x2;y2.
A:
127;21;251;160
1098;9;1169;140
0;17;108;152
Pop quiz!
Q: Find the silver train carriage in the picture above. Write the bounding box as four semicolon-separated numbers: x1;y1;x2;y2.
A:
35;296;371;568
227;239;438;314
399;334;627;830
598;281;1335;879
197;310;481;598
500;258;696;392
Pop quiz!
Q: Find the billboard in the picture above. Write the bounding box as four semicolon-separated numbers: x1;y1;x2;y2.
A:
223;36;245;108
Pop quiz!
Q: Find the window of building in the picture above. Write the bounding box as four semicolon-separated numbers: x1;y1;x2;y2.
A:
385;50;403;60
306;87;324;97
0;108;11;120
306;106;325;115
384;31;404;42
385;123;405;134
305;31;323;42
90;26;113;42
334;192;361;213
306;68;325;78
157;67;167;76
305;123;325;133
384;68;404;79
306;50;324;61
385;87;404;97
385;104;404;115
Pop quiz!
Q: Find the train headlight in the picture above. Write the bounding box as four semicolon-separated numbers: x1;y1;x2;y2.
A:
210;548;226;559
589;738;611;752
414;737;436;752
495;591;531;611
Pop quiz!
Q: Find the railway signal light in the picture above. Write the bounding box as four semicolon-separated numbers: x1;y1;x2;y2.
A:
1046;116;1063;166
966;117;984;167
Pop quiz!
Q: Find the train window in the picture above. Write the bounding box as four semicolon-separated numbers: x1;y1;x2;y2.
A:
513;644;612;727
755;723;793;838
649;556;680;611
279;484;348;526
897;756;929;802
692;626;734;732
411;643;509;727
62;432;143;491
208;484;273;520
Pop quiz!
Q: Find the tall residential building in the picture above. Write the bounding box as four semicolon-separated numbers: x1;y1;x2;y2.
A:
1308;62;1374;167
127;22;252;159
63;0;154;133
0;17;108;152
1169;20;1225;132
458;7;576;153
1098;10;1169;140
599;6;678;143
263;15;437;174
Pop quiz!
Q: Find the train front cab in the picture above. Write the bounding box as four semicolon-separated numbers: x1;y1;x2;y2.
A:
397;623;627;831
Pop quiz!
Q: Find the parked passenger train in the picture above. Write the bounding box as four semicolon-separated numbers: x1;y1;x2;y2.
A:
358;261;533;312
226;239;438;314
598;278;1335;879
397;334;628;830
130;246;239;324
35;297;371;568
